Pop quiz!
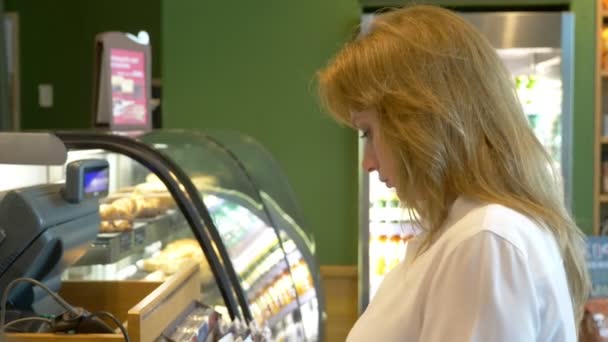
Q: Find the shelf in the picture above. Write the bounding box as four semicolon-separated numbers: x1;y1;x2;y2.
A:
600;195;608;203
266;289;317;328
601;137;608;144
268;298;299;327
603;10;608;18
297;288;316;306
74;211;186;266
246;259;289;298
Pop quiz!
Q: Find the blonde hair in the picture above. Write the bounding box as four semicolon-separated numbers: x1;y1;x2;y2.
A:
317;5;589;325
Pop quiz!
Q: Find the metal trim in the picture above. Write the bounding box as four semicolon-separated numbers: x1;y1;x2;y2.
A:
560;12;574;211
358;140;370;313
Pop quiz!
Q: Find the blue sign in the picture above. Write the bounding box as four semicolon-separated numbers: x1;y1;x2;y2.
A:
587;236;608;298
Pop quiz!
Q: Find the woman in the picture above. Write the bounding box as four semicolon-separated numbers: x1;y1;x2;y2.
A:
317;5;589;342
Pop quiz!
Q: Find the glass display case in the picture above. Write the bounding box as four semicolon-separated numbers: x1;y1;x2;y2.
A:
140;130;324;342
0;130;324;341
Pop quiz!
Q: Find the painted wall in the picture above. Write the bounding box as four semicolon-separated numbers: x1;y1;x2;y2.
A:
570;0;595;234
5;0;161;130
162;1;362;265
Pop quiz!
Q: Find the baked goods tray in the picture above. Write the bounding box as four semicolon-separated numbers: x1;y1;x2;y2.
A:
74;210;189;266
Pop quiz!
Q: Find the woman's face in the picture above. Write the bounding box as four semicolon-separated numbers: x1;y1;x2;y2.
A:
351;109;399;189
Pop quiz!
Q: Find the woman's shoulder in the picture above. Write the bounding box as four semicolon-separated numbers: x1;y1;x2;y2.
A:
437;196;562;272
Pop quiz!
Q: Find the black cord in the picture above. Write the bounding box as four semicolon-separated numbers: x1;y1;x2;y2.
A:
86;311;130;342
4;317;52;333
1;277;77;333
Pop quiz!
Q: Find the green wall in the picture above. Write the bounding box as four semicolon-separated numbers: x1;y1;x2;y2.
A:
162;1;362;265
570;0;595;234
5;0;161;130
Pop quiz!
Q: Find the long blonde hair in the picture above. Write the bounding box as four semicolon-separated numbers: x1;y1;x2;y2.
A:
317;5;589;325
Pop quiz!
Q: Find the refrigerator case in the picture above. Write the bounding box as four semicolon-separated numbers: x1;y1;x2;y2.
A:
359;12;574;311
0;130;324;341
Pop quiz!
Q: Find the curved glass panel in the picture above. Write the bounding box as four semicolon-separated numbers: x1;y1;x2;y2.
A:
205;130;311;244
202;130;324;341
140;131;309;340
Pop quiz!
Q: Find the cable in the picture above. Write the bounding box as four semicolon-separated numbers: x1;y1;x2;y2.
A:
4;317;52;332
86;311;130;342
1;277;78;333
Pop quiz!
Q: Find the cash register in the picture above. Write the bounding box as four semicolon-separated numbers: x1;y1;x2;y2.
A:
0;159;109;332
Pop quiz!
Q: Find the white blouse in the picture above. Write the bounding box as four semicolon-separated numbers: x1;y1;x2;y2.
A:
347;196;576;342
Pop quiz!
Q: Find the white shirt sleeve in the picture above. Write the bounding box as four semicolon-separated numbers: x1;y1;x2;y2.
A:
419;231;539;342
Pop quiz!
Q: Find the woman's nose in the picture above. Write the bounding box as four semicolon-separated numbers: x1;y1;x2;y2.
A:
362;149;378;173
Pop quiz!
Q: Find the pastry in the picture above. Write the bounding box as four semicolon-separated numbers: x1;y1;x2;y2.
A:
113;220;133;231
134;197;162;218
99;204;118;221
151;194;175;210
112;197;136;213
134;181;168;194
99;221;114;233
99;220;133;233
141;239;211;280
111;198;136;220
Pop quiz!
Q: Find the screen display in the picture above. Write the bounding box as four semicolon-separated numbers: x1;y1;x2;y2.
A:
110;48;148;126
83;167;109;195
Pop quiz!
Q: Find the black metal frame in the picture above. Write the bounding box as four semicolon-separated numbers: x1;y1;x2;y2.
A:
0;1;12;130
55;131;242;320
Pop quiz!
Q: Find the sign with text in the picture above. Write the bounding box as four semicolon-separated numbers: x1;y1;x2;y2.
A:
110;48;148;126
587;236;608;298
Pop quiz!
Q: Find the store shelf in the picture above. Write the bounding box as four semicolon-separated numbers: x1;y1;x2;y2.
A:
74;210;186;266
600;195;608;203
603;10;608;18
228;224;268;258
266;288;316;328
246;259;290;297
268;298;299;328
297;288;316;306
601;136;608;144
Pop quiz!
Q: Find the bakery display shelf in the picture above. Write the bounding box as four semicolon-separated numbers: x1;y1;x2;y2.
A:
285;247;303;266
75;211;188;266
246;259;290;299
297;288;316;307
266;289;315;328
267;297;299;328
228;225;275;262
